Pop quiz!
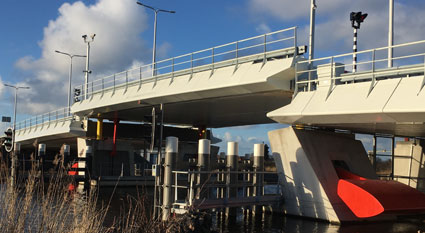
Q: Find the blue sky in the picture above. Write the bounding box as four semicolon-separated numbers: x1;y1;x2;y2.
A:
0;0;424;155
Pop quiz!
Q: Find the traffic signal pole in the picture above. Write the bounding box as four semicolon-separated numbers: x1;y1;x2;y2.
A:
353;27;358;72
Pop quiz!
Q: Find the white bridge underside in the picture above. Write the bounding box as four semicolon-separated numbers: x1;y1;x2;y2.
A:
72;55;296;127
268;74;425;137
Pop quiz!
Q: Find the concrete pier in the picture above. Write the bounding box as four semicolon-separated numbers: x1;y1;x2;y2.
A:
252;143;264;215
197;139;210;199
226;142;238;216
162;136;178;221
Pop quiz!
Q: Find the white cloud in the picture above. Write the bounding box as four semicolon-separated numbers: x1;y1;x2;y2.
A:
256;23;272;34
248;0;425;55
216;131;267;156
12;0;163;115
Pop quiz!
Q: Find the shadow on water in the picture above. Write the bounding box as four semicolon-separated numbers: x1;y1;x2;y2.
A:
96;187;425;233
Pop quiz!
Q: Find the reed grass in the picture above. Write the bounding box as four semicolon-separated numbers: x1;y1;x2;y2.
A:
0;151;190;233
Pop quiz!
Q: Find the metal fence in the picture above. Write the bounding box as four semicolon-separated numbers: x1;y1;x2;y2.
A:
295;39;425;98
15;107;72;131
171;170;282;209
75;26;298;100
15;26;298;132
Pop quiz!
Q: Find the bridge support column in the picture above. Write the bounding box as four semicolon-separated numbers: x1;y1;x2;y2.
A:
96;117;103;140
252;143;264;215
197;139;210;199
62;144;70;169
268;127;378;223
162;136;178;221
38;144;46;172
226;142;238;217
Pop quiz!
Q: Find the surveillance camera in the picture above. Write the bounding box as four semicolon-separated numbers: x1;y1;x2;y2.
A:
82;35;87;39
91;34;96;40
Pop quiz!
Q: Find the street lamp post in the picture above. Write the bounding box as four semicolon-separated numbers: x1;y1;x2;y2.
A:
136;1;175;77
4;84;30;187
55;50;86;113
82;34;96;100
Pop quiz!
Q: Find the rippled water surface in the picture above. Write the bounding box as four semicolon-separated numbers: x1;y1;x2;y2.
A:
98;187;425;233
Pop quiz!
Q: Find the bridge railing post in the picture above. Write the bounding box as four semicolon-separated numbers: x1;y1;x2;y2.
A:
212;47;215;72
139;66;143;88
294;27;298;55
113;74;116;93
191;53;193;75
368;49;376;96
126;71;128;89
172;58;175;79
263;34;267;64
235;41;239;68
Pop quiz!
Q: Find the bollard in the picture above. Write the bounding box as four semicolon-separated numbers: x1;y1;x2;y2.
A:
226;142;238;216
197;139;210;199
38;143;46;172
62;144;70;169
38;144;46;157
162;136;178;221
252;143;264;215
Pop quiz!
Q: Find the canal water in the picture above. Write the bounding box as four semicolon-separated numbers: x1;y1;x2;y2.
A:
98;187;425;233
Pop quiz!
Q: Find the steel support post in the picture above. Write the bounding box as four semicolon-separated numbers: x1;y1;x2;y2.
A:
197;139;210;199
162;136;178;221
252;143;264;215
38;144;46;175
226;142;238;217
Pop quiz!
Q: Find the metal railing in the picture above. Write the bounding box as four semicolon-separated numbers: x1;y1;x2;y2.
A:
75;27;298;100
295;39;425;97
15;107;72;131
171;170;282;209
15;26;298;132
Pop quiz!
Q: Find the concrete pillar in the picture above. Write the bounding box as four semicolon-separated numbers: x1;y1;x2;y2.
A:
38;144;46;172
62;144;70;169
162;136;178;221
252;143;264;215
197;139;210;199
226;142;238;216
38;144;46;157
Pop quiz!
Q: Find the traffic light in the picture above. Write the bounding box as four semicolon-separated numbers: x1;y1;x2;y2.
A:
198;126;207;139
350;12;368;29
74;88;81;102
3;127;13;152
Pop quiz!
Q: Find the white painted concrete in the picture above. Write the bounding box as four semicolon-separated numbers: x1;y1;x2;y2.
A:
15;118;86;144
269;127;377;223
268;74;425;136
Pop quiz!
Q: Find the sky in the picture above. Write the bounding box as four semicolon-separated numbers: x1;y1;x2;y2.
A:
0;0;424;155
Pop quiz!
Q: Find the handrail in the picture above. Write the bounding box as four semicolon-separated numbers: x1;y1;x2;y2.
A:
74;26;298;100
16;26;299;132
15;107;72;131
295;39;425;96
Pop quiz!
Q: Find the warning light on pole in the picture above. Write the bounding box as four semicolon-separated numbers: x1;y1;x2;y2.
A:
3;127;13;152
350;12;368;29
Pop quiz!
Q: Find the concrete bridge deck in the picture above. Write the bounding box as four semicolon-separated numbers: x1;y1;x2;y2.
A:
268;39;425;137
15;27;301;143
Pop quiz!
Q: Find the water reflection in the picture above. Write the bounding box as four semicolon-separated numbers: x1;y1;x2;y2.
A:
97;187;425;233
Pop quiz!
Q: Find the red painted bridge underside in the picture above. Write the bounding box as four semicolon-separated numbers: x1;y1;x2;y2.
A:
336;168;425;218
